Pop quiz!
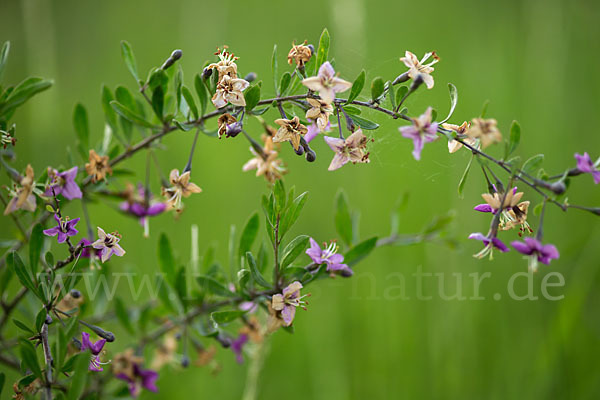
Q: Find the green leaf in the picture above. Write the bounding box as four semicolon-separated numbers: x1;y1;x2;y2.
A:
67;353;89;400
182;86;198;120
239;213;259;263
314;28;330;75
120;40;139;82
387;81;396;110
151;85;164;120
8;252;40;300
271;44;278;92
158;233;176;286
73;103;90;158
370;76;385;102
344;237;378;267
349;115;379;130
280;191;308;238
110;100;155;128
346;70;365;103
458;154;474;198
29;223;44;276
245;84;261;111
211;310;245;326
279;72;292;95
506;120;521;158
334;190;353;247
0;41;9;81
196;275;235;297
35;308;46;332
422;211;456;236
440;83;458;124
396;86;408;104
19;340;42;380
281;235;309;269
273;180;286;211
194;73;208;116
246;252;272;289
101;85;119;133
0;371;5;398
114;297;134;334
522;154;544;175
12;319;35;335
1;77;52;114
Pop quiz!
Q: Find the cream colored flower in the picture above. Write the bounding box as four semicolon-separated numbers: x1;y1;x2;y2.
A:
212;75;249;109
306;98;333;131
85;149;112;183
400;51;439;89
287;41;312;67
151;332;178;370
162;169;202;212
481;189;524;212
272;116;308;151
500;200;532;234
302;62;352;104
442;121;478;153
467;118;502;149
206;47;239;81
243;134;287;183
4;164;36;215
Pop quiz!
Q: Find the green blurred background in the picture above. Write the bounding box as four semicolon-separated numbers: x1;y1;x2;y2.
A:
2;0;600;398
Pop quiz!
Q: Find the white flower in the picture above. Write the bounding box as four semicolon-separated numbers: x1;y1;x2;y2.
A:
302;62;352;104
400;51;439;89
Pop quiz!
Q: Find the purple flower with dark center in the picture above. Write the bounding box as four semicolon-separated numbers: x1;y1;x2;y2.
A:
44;167;82;200
231;333;249;364
575;152;600;184
115;364;159;397
511;237;559;271
399;107;438;160
306;238;353;277
81;332;107;372
43;214;80;243
468;232;509;259
120;184;166;237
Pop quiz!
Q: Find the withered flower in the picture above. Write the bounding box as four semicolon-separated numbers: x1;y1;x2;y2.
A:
206;47;239;81
4;164;36;215
217;113;238;139
272;116;308;151
324;129;370;171
162;169;202;212
287;41;312;67
243;134;287;183
467;118;502;149
85;150;112;183
442;121;478;153
306;98;333;131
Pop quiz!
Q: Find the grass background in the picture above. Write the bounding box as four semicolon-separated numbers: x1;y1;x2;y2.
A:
1;0;600;398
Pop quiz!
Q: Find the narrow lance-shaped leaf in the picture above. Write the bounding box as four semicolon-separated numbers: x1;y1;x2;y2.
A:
239;213;260;262
181;86;198;120
196;275;236;297
29;223;44;276
346;69;365;103
151;85;164;121
344;237;378;267
281;235;309;269
110;100;156;129
271;44;278;92
158;233;176;286
246;251;272;289
314;28;330;75
370;77;385;102
505;120;521;158
522;154;544;175
334;190;353;247
458;154;474;198
211;310;245;326
120;40;139;82
0;41;10;81
440;83;458;124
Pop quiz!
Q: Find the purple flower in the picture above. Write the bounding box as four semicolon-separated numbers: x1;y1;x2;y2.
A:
305;121;330;143
399;107;438;160
43;214;80;243
44;167;82;200
231;334;249;364
116;364;159;397
120;184;166;236
323;129;370;171
92;227;126;263
81;332;107;372
575;152;600;184
511;237;559;271
271;281;307;326
302;62;352;104
468;232;509;259
474;187;523;214
306;238;353;276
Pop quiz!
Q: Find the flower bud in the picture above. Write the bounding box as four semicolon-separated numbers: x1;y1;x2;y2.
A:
80;320;116;342
410;74;424;91
293;143;304;156
45;314;53;325
161;49;183;70
392;72;409;85
202;67;213;79
226;122;243;138
307;44;315;55
181;355;190;368
340;268;354;278
216;333;231;348
244;72;257;83
305;149;316;162
549;181;566;195
70;289;82;299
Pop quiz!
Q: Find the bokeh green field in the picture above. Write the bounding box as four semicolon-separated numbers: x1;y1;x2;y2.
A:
1;0;600;398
